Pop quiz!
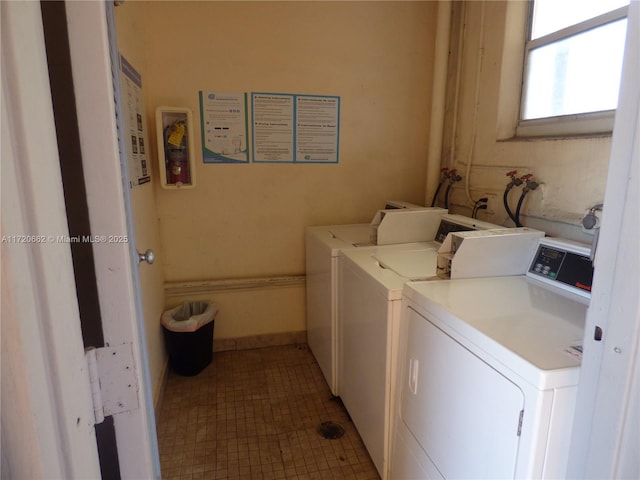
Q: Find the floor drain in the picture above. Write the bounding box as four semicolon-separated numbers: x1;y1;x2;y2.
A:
317;421;345;440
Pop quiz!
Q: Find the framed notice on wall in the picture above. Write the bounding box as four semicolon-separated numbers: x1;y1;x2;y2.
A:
251;92;340;164
199;91;249;164
251;93;295;162
119;54;151;186
295;95;340;163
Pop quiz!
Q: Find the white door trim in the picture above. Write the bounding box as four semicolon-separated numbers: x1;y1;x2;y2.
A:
568;2;640;477
1;2;101;477
64;1;160;477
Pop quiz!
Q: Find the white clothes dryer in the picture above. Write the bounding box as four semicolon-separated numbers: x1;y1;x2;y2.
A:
392;238;593;479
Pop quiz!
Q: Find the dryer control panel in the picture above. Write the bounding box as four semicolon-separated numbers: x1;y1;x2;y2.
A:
528;239;594;296
433;214;502;243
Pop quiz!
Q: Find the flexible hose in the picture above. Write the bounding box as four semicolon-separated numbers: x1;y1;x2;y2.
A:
444;184;453;209
503;186;517;225
514;190;528;227
431;181;444;207
474;204;487;219
472;198;487;218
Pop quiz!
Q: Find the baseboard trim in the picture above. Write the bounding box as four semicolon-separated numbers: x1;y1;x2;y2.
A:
165;275;306;296
213;330;307;352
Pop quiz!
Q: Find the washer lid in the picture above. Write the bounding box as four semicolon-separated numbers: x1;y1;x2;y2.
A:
328;224;375;245
341;243;436;299
306;223;374;254
404;276;588;389
374;246;439;279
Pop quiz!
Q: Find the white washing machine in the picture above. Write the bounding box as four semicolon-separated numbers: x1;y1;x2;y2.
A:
306;222;374;396
392;238;593;479
337;215;507;479
305;206;446;395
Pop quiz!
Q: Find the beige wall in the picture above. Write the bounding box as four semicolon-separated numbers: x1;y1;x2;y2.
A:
442;1;612;241
113;0;615;367
114;3;167;406
143;1;438;280
132;1;439;340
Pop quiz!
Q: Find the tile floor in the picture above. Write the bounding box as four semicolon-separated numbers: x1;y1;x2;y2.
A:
157;343;380;480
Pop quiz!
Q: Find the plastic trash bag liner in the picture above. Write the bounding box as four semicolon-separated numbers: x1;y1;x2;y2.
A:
161;301;217;333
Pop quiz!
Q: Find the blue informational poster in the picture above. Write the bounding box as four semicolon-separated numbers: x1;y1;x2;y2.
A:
252;92;340;164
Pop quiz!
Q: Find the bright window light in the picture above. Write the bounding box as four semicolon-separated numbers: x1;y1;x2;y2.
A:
530;0;629;39
521;0;629;124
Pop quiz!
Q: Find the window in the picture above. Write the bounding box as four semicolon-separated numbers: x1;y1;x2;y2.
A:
518;0;629;137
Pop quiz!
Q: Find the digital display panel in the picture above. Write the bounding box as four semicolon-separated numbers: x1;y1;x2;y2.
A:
435;220;474;243
529;245;594;292
557;252;594;291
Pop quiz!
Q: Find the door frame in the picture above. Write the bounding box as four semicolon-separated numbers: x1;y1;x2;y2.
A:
63;1;160;477
568;2;640;477
2;1;160;477
1;2;102;477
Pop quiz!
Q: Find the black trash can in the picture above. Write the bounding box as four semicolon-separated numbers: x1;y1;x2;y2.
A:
161;301;217;376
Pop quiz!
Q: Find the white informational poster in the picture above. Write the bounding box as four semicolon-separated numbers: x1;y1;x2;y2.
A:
252;93;295;162
252;92;340;163
119;55;150;186
199;92;249;163
296;95;340;163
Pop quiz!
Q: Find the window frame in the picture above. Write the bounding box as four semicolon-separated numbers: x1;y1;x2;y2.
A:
517;3;629;138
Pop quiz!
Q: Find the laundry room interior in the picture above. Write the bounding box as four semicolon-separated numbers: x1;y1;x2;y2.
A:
115;0;607;397
107;1;636;478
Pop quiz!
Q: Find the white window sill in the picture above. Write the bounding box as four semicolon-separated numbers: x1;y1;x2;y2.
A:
515;110;615;138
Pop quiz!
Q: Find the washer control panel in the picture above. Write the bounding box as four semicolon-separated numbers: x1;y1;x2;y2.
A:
528;240;594;296
434;220;473;243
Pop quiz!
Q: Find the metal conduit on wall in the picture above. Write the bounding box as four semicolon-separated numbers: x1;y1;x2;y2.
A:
425;1;452;206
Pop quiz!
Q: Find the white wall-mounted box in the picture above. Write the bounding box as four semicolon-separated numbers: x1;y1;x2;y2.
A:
155;106;196;189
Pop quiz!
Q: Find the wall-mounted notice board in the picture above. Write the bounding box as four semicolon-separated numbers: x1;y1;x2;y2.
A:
251;92;340;164
199;92;249;164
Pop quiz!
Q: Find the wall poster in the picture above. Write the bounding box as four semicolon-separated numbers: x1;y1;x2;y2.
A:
252;92;340;164
199;91;249;163
251;93;294;162
295;95;340;163
119;54;150;186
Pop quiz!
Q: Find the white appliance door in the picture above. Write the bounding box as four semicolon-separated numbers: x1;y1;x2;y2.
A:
305;232;337;394
400;308;524;479
339;260;389;477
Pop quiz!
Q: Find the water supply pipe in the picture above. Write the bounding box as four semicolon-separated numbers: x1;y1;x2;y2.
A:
425;1;453;207
462;0;486;206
